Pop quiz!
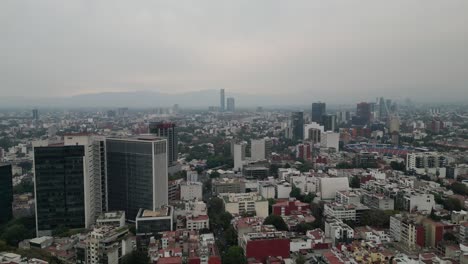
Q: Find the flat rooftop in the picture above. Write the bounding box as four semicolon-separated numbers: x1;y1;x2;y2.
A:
139;206;172;218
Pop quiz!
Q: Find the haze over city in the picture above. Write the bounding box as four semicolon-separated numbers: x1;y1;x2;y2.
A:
2;2;468;264
2;0;468;105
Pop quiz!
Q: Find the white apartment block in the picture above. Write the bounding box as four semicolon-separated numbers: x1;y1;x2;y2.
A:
319;177;350;200
304;123;324;140
389;214;423;250
361;191;395;210
324;218;354;245
335;190;361;206
406;152;447;178
290;174;319;195
320;131;340;151
251;138;272;161
324;203;358;222
220;193;268;217
276;181;292;199
403;193;434;213
233;142;247;171
389;216;401;242
87;226;132;264
258;183;276;199
187;215;210;231
180;182;203;201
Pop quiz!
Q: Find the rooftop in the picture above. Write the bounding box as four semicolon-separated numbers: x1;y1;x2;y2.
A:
97;211;125;220
139;206;172;218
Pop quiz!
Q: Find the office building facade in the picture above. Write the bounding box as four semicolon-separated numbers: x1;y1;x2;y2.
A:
220;89;225;111
226;97;235;112
321;114;337;132
149;122;178;166
106;137;168;220
33;135;106;236
34;144;87;236
291;111;304;141
311;102;326;123
0;164;13;224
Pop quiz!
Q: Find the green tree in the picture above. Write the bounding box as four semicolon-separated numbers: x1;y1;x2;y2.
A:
443;198;463;211
121;251;150;264
224;226;238;246
295;222;314;234
208;197;225;215
1;224;28;246
268;198;276;214
270;164;280;177
263;215;288;231
223;246;247;264
443;232;458;242
303;192;316;203
359;209;394;228
336;162;353;169
296;254;306;264
390;161;405;171
219;212;234;229
290;185;303;200
18;161;33;173
13;181;34;194
451;182;468;196
350;175;360;188
209;171;221;178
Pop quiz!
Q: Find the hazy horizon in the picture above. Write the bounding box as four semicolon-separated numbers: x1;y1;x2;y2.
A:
2;0;468;103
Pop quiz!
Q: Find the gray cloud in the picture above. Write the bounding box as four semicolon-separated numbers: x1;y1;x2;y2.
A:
1;0;468;102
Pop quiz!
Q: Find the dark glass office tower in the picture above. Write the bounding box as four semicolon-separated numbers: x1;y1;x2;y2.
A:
149;122;177;166
0;164;13;224
291;111;304;141
322;114;337;132
311;102;326;123
34;145;86;236
220;89;225;111
106;137;168;221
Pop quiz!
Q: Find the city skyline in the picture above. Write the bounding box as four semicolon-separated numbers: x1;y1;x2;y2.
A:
1;1;468;102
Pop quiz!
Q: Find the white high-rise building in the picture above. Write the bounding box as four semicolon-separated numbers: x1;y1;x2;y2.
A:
180;182;203;201
320;131;340;151
406;152;447;178
87;225;132;264
304;122;324;140
250;138;272;161
233;142;247;171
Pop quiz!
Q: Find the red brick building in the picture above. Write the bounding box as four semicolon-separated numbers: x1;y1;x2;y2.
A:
240;231;290;263
272;200;310;216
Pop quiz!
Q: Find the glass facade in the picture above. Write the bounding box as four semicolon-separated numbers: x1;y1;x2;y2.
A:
34;146;85;233
149;122;177;166
106;139;156;220
0;164;13;224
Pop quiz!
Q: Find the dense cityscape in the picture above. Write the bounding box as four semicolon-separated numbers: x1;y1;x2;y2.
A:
0;88;467;264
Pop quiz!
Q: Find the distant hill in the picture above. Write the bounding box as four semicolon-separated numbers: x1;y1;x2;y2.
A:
0;90;316;108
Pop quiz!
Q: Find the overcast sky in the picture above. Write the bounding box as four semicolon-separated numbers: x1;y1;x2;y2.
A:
1;0;468;102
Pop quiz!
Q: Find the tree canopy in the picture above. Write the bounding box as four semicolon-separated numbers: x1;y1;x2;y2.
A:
450;182;468;196
121;251;150;264
263;215;288;231
223;246;247;264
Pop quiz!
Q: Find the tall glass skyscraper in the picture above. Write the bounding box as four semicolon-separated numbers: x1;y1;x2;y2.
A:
34;135;106;236
220;89;225;111
0;164;13;224
311;102;326;123
291;111;304;141
34;145;86;236
149;122;177;167
106;137;168;221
